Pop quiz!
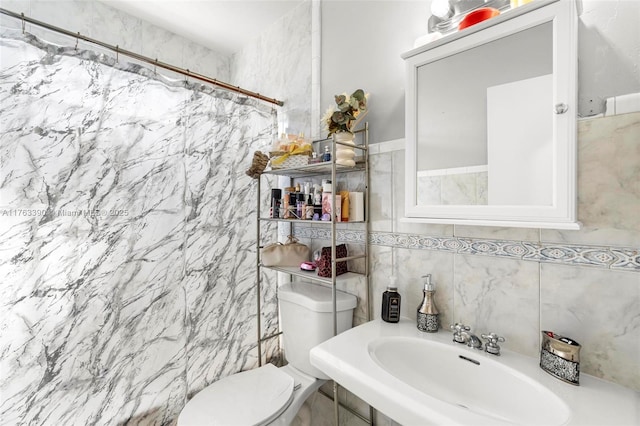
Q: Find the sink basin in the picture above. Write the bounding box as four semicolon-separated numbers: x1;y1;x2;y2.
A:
369;336;570;425
310;319;640;426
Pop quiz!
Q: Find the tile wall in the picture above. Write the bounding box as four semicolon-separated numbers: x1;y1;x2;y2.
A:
231;0;313;138
373;112;639;390
417;170;488;205
0;0;230;83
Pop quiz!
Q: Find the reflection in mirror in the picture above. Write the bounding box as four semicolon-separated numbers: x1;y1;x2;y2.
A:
416;21;552;206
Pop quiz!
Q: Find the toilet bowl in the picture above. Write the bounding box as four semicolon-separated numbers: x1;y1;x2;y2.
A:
177;281;357;425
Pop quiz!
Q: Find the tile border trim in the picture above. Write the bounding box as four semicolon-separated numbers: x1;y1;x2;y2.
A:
291;227;639;272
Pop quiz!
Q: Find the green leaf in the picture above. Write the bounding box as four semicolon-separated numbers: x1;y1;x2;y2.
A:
351;89;365;101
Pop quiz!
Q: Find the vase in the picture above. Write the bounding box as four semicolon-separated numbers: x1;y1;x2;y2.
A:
333;132;356;167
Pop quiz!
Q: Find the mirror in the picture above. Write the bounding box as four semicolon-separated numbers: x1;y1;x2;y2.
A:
417;22;552;206
403;0;580;229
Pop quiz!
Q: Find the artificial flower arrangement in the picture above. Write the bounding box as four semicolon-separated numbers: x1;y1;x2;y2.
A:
322;89;368;137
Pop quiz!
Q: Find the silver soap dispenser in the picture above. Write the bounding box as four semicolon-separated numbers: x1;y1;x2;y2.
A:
417;274;439;332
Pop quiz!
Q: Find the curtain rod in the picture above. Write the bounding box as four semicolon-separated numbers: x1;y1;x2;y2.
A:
0;8;284;107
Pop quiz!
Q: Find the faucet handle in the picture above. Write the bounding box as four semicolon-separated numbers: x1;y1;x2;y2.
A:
450;323;470;343
481;333;505;355
450;323;471;333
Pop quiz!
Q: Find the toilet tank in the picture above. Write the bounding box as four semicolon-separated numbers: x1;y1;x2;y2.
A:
278;282;357;379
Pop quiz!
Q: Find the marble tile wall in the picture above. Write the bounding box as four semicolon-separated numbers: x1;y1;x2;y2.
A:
231;0;312;138
0;33;278;425
417;171;488;205
0;0;231;83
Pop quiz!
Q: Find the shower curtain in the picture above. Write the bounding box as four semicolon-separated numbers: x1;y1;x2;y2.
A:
0;29;278;425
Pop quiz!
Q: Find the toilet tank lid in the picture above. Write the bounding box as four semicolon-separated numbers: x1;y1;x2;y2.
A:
279;282;357;313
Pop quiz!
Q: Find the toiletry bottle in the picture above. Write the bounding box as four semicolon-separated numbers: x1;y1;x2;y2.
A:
382;277;401;323
417;274;439;332
321;179;332;194
313;185;322;206
271;198;281;219
282;188;291;219
288;192;297;219
296;193;305;219
323;146;331;162
310;151;319;164
270;188;282;219
305;194;314;220
313;186;322;219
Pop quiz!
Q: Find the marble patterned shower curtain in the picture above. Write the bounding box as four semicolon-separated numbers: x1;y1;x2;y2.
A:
0;31;278;425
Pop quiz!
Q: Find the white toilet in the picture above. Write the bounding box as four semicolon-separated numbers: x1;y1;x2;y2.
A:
177;281;357;426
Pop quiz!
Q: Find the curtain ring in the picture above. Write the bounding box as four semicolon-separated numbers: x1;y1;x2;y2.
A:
21;13;25;34
185;69;189;83
115;44;119;62
75;32;80;50
154;58;158;75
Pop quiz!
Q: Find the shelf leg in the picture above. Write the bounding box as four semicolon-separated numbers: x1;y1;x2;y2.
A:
256;177;262;367
333;381;339;426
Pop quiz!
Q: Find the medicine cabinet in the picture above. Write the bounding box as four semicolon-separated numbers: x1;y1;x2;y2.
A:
403;0;580;229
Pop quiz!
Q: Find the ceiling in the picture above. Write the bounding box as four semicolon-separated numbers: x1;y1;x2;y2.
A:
101;0;304;55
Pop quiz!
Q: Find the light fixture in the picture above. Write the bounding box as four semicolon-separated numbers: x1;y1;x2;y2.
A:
430;0;454;20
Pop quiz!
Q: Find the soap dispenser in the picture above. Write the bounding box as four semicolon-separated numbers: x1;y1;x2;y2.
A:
417;274;439;332
381;276;401;323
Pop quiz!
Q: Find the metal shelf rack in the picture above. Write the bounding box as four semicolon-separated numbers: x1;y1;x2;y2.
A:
254;123;371;426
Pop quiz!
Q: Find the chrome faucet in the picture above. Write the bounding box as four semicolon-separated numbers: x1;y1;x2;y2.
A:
450;323;483;350
450;323;469;343
481;333;506;356
465;333;483;350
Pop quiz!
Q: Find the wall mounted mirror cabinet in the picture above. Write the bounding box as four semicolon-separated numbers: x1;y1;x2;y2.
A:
403;0;580;229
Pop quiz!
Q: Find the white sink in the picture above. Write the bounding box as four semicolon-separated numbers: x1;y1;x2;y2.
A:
369;336;569;425
310;319;640;426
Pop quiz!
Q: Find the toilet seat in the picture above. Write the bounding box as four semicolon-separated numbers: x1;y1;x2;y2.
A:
178;364;294;426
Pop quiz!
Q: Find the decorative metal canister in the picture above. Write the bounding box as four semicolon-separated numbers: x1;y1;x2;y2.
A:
540;331;581;385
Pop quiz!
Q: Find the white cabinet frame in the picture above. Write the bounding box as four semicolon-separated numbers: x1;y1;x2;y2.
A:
403;0;580;229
